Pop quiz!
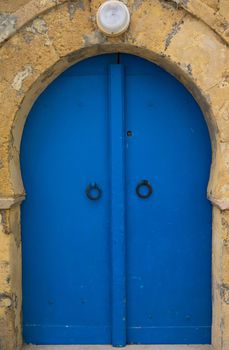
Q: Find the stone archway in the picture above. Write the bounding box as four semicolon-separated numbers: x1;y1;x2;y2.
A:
0;1;229;349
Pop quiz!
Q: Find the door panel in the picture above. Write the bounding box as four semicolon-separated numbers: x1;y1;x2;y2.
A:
109;65;127;347
21;55;117;344
121;54;212;344
21;53;212;346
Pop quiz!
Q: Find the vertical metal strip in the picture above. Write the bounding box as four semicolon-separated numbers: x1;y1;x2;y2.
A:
109;64;127;347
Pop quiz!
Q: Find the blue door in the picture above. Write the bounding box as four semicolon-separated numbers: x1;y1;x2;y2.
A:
21;54;212;346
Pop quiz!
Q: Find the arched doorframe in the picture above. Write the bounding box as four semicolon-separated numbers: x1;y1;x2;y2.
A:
0;1;229;349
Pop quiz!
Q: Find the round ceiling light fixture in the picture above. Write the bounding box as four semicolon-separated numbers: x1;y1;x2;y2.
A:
96;0;130;36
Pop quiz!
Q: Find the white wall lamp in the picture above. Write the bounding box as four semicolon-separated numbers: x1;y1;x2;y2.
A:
96;0;130;36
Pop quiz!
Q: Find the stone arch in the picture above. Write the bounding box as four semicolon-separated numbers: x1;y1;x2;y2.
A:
0;1;229;349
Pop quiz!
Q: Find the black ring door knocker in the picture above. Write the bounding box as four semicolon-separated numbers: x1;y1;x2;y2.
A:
136;180;153;199
86;182;102;201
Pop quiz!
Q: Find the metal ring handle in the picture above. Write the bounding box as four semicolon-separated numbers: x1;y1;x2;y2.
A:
136;180;153;199
86;182;102;201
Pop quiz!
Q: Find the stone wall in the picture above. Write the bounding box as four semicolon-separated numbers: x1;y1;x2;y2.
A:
0;1;229;349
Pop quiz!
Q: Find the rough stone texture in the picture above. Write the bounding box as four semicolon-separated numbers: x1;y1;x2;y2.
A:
23;346;212;350
202;0;219;10
220;0;229;21
0;13;17;42
0;1;228;350
0;206;22;350
0;0;30;13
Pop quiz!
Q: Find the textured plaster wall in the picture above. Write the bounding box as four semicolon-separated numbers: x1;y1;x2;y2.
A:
0;0;223;12
0;1;229;350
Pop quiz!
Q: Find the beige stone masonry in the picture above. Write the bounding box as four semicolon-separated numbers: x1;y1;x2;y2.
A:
0;0;229;350
23;346;212;350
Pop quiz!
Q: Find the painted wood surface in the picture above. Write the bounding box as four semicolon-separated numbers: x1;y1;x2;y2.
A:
21;54;212;346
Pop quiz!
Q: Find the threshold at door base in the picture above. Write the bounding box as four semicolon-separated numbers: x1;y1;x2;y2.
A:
23;345;212;350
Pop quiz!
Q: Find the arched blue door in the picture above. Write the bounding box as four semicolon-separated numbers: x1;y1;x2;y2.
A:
21;54;212;346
